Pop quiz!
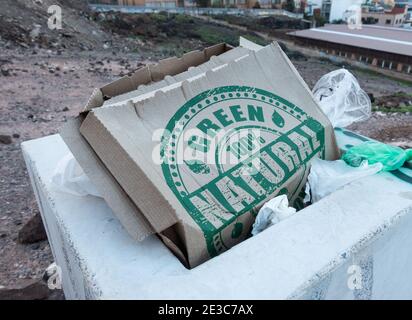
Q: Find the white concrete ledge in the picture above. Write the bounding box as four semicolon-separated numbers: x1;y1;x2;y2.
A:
21;129;412;299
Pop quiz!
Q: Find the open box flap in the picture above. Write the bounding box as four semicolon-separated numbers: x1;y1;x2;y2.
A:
83;43;233;112
60;118;155;240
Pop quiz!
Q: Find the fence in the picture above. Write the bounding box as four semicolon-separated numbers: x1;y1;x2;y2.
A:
88;4;304;19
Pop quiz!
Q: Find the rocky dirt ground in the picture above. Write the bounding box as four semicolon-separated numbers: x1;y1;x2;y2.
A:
0;49;142;300
1;0;412;300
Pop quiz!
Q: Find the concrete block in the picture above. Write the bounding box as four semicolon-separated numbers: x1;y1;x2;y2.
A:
21;129;412;299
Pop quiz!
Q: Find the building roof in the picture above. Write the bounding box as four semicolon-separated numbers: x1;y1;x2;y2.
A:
389;5;408;14
288;24;412;57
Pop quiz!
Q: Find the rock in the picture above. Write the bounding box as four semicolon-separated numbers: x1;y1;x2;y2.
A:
97;13;106;22
1;68;11;76
47;289;65;300
28;114;37;122
19;42;29;49
62;107;69;112
0;279;49;300
29;25;41;40
0;134;12;144
18;212;47;244
12;133;20;138
30;243;40;250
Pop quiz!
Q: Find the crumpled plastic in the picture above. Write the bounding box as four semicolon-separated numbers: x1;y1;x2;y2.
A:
251;195;296;236
51;153;102;198
342;141;412;172
304;157;383;204
312;69;371;128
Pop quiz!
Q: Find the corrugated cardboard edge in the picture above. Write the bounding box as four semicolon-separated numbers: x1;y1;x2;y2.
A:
275;43;340;159
60;118;155;241
241;38;340;158
80;111;179;234
104;47;251;108
61;118;190;266
242;40;339;160
83;43;233;112
239;36;264;52
159;225;190;268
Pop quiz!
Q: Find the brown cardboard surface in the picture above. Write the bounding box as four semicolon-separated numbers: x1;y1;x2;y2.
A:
80;43;340;268
84;43;235;111
80;111;179;233
60;118;154;240
104;46;250;108
64;42;243;242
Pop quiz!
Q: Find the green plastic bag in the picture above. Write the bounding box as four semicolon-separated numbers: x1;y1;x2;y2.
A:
342;141;412;172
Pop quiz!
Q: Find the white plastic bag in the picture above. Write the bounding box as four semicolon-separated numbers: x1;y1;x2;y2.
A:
305;158;382;203
312;69;371;128
51;153;102;198
251;195;296;236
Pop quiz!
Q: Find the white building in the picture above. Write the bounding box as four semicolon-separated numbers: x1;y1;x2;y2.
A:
305;0;323;15
396;0;412;20
322;0;363;22
362;4;408;26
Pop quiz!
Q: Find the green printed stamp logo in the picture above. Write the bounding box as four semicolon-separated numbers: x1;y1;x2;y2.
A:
160;86;325;257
